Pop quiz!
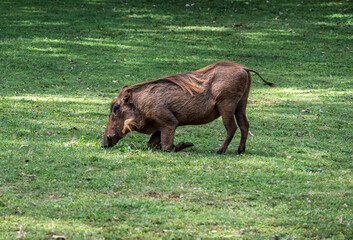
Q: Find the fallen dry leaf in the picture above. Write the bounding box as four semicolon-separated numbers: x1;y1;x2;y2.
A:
15;208;23;214
42;128;55;135
301;109;311;113
52;235;67;239
19;173;37;178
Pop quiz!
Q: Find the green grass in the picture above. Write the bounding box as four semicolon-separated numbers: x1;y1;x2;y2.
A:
1;0;352;239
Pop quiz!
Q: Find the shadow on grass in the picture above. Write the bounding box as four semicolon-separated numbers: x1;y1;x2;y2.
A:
1;0;352;97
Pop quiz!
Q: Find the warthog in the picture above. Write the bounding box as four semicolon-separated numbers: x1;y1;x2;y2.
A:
103;61;275;154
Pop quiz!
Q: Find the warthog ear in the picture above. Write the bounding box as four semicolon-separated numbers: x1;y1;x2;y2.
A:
122;88;131;104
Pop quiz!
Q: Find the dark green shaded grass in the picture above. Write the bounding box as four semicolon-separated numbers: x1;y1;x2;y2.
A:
1;0;353;239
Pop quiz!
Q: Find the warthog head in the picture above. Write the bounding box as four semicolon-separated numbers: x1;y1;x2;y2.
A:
103;87;139;147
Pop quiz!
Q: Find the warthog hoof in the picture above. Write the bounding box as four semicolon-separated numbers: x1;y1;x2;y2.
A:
174;142;194;152
237;146;245;155
217;148;226;155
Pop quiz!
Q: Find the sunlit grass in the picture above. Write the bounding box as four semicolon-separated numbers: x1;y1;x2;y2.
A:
0;215;104;239
8;95;107;103
168;25;228;32
1;0;352;239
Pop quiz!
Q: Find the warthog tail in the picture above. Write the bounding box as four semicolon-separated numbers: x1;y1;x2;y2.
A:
245;69;276;87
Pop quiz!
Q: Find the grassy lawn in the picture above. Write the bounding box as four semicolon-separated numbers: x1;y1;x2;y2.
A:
1;0;352;239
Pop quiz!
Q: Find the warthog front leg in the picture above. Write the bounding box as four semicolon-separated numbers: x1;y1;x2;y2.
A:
148;131;161;149
174;142;194;152
160;127;194;152
160;126;177;151
157;111;195;152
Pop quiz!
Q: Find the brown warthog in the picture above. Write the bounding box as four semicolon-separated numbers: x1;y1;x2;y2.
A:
103;61;275;154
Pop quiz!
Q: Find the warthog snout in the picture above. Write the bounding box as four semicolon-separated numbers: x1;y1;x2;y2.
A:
103;135;120;148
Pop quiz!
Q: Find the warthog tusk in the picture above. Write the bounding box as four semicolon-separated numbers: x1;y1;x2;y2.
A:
122;119;138;135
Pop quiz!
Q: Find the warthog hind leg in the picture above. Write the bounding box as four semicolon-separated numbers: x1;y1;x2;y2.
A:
235;90;250;154
217;99;238;154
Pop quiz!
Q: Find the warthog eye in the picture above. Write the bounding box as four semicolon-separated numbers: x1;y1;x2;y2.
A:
113;104;120;114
